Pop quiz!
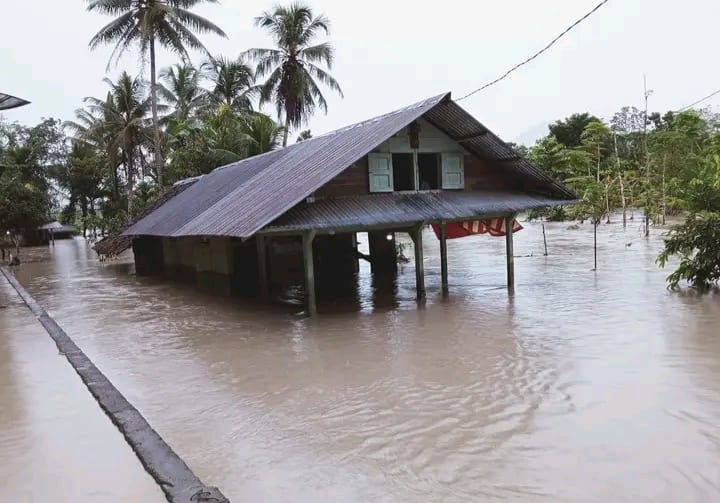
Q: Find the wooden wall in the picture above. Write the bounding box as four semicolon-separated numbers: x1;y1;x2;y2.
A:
463;155;522;192
313;116;526;198
314;156;369;198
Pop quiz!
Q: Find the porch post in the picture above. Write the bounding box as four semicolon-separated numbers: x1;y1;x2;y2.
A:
256;235;269;301
50;228;55;246
302;230;317;315
439;221;448;295
411;225;425;300
505;215;515;293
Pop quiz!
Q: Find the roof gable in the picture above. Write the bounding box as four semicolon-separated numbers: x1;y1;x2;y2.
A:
124;92;573;239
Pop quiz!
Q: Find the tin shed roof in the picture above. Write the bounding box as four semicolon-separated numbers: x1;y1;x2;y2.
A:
124;92;573;239
266;191;574;233
0;93;30;111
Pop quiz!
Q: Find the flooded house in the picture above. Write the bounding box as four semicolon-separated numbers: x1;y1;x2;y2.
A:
97;93;575;314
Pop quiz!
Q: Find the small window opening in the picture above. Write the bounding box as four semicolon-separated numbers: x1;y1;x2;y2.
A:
392;153;414;191
418;153;440;190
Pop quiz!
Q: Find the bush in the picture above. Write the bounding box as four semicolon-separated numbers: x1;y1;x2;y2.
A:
657;212;720;290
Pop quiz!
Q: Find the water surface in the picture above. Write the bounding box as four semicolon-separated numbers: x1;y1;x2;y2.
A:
5;220;720;502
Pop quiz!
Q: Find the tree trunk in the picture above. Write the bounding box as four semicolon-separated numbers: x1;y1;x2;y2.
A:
618;174;627;229
593;221;598;271
150;36;163;187
282;116;290;147
661;154;667;225
614;134;627;228
80;198;88;237
126;148;134;223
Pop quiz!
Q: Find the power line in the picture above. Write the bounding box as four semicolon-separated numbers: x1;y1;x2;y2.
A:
456;0;610;102
675;88;720;112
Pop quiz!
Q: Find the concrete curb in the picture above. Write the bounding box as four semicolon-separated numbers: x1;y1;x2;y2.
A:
1;267;230;503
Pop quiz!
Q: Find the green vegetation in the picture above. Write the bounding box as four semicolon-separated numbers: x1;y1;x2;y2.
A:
2;2;718;290
0;2;340;245
244;2;343;146
527;105;720;289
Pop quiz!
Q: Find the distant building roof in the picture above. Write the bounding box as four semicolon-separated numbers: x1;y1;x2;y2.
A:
124;92;575;239
0;93;30;111
39;221;76;233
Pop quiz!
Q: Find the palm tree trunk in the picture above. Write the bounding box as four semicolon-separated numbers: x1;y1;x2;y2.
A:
126;148;134;222
150;36;163;187
282;116;290;147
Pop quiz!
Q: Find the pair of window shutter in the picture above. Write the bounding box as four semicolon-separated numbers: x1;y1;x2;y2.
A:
368;152;464;192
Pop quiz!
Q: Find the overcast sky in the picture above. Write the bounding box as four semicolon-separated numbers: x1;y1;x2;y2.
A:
2;0;719;145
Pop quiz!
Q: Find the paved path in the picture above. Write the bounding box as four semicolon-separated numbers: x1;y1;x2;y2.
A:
1;267;229;503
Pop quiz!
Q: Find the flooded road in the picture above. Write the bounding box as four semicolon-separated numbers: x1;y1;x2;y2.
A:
3;220;720;502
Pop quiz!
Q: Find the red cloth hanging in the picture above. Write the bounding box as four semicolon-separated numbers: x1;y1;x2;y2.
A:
431;218;523;240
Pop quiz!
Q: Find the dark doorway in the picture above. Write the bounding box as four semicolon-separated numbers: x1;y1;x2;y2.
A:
392;153;414;191
418;153;440;190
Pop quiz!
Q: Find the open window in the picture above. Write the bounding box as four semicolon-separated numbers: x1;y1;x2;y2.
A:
418;153;440;190
392;153;414;191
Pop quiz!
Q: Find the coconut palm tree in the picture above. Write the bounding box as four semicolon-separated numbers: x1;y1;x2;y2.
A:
86;0;227;186
203;56;257;112
159;63;205;122
241;114;285;156
68;72;152;219
244;2;343;146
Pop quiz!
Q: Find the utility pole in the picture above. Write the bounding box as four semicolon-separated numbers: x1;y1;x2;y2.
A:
643;74;653;237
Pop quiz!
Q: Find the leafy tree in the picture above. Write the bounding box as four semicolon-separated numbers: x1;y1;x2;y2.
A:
159;63;206;122
86;0;227;186
58;142;107;236
0;120;59;253
202;56;257;112
241;114;285;156
549;112;601;148
296;129;312;143
69;72;152;219
244;2;343;146
658;212;720;290
166;106;249;182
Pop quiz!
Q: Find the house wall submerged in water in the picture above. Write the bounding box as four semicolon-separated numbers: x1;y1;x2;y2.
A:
102;92;577;313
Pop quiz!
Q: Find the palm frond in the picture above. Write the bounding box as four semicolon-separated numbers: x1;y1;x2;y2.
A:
170;7;228;37
86;0;133;15
300;42;334;67
305;63;343;98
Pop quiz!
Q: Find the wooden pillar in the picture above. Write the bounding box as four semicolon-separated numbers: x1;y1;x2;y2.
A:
256;235;269;300
439;221;448;295
50;229;55;246
411;225;425;300
302;231;317;315
505;216;515;293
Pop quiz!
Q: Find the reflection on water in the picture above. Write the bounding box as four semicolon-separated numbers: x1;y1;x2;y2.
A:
0;274;162;502
4;220;720;502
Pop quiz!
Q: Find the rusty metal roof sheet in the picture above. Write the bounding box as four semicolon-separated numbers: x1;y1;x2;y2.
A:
124;92;573;239
266;191;575;232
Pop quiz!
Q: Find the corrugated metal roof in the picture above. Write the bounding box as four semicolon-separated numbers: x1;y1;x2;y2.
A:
94;177;199;256
0;92;30;111
124;92;574;239
266;191;575;232
422;100;574;198
39;221;76;232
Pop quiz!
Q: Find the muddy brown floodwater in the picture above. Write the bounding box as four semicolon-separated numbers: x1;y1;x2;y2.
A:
2;220;720;502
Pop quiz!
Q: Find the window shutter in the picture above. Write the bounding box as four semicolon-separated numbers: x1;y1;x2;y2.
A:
368;153;393;192
441;153;464;189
